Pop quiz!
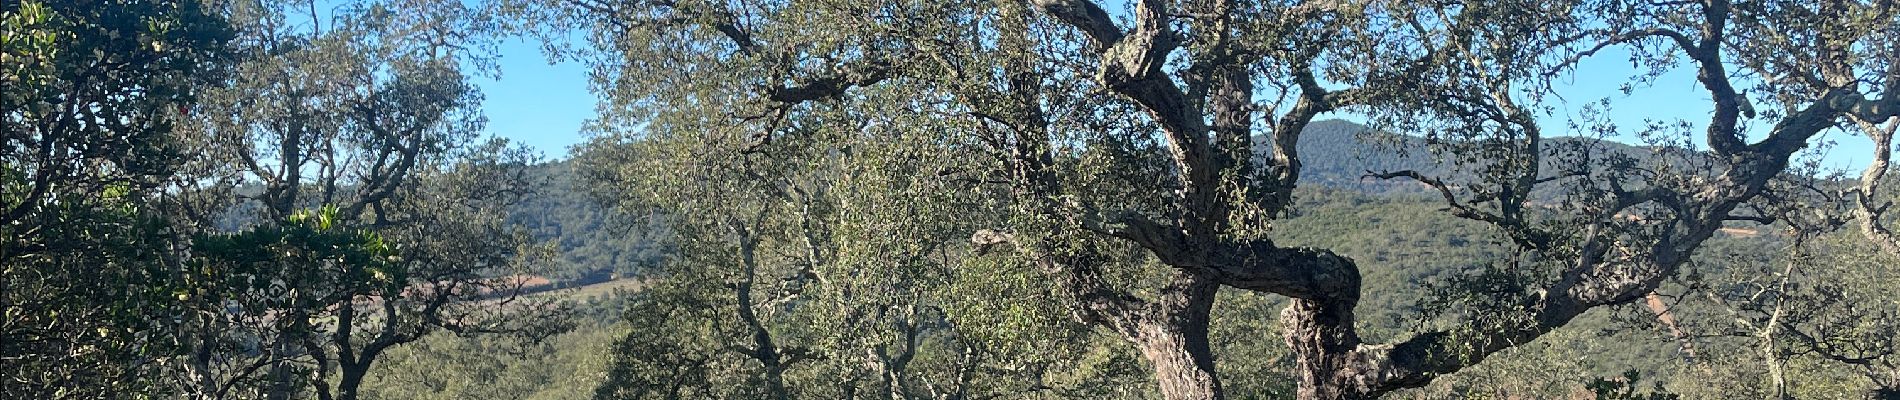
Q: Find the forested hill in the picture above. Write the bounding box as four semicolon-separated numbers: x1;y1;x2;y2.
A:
507;121;1660;283
1289;119;1655;195
1286;119;1440;193
505;161;670;283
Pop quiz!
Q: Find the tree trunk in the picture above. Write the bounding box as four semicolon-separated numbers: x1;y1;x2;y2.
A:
1121;273;1223;400
1282;296;1368;400
1761;322;1789;400
1133;325;1222;400
336;363;368;400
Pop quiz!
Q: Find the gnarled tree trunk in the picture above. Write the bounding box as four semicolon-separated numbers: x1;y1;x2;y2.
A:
1120;274;1223;400
1282;298;1366;400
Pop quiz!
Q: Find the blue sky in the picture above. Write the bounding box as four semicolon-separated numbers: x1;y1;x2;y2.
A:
476;38;1877;172
474;38;596;160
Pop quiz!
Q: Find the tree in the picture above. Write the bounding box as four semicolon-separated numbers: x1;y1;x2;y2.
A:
1340;0;1899;398
515;0;1367;398
1;0;229;397
159;1;564;399
516;0;1898;398
354;316;628;400
180;207;405;399
1669;81;1900;397
575;87;1124;398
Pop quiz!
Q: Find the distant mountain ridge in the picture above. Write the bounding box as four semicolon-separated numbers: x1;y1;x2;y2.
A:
1288;119;1655;195
507;121;1662;284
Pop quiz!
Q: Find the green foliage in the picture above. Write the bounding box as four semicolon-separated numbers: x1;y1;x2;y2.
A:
1652;230;1900;399
571;71;1163;398
2;0;229;396
176;206;415;398
358;317;623;400
593;279;764;399
6;0;1897;398
0;192;186;399
1207;291;1298;399
152;0;566;397
1587;370;1680;400
191;206;401;307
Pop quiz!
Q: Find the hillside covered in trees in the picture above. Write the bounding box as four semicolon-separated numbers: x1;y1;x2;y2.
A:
6;0;1900;399
362;133;1828;399
505;161;670;283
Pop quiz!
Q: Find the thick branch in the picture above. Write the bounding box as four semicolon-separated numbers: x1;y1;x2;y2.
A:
1085;213;1361;301
1852;117;1900;254
1036;0;1224;238
1751;88;1864;158
765;61;893;104
1028;0;1124;49
1685;0;1747;155
1346;256;1676;395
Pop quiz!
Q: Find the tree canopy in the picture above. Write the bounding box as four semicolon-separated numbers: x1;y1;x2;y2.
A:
514;0;1900;399
4;0;1899;399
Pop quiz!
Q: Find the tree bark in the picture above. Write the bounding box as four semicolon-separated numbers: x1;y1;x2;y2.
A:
266;339;297;400
1134;326;1222;400
1118;273;1224;400
1282;297;1365;400
336;364;368;400
1021;233;1226;400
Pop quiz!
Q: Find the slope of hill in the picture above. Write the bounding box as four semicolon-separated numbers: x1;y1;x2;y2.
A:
507;121;1663;284
1289;119;1657;196
506;161;672;283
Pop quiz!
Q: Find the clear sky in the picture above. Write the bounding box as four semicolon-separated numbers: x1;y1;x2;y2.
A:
474;38;597;160
476;37;1877;172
